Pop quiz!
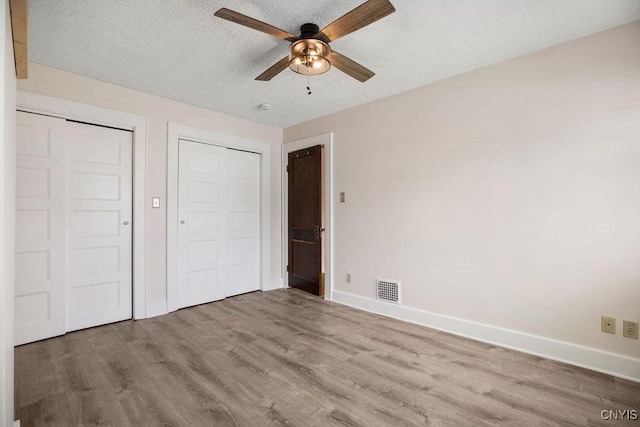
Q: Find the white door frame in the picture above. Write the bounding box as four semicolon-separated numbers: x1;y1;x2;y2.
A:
16;91;148;319
166;123;271;313
282;133;334;300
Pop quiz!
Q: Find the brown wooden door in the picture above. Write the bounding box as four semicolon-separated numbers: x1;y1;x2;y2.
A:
288;145;323;296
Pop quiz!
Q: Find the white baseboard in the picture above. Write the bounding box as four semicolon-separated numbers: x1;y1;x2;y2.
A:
332;290;640;383
145;301;168;319
264;278;284;292
14;420;20;427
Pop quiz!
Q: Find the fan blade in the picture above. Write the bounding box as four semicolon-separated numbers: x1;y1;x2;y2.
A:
331;51;375;82
215;8;298;42
256;56;290;81
316;0;395;43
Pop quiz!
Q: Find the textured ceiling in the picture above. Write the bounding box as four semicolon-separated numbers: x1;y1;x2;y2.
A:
28;1;640;128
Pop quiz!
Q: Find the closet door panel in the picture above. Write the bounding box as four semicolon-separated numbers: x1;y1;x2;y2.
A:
66;121;133;332
14;112;67;345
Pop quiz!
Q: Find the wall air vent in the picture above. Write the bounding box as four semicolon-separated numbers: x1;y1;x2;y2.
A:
376;278;401;304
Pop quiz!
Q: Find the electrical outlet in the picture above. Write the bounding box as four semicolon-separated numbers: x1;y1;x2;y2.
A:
601;316;616;334
346;273;352;284
623;320;638;339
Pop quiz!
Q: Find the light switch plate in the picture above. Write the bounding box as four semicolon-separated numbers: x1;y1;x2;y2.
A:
152;197;160;208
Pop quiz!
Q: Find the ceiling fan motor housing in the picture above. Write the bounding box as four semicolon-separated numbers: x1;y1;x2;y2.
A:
300;23;320;38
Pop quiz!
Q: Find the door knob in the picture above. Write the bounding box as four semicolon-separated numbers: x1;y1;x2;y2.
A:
123;221;130;225
180;220;186;224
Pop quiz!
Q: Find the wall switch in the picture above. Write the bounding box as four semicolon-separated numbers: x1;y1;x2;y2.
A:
152;197;160;208
623;320;638;339
601;316;616;334
346;273;351;284
340;192;345;203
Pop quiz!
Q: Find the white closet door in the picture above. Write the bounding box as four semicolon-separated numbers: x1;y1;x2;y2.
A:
227;149;260;296
178;140;228;308
14;112;67;346
66;121;133;332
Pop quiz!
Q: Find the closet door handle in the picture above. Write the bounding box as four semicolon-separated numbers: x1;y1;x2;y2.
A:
123;221;130;225
180;220;186;224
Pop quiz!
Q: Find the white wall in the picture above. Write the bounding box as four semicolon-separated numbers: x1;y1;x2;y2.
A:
285;22;640;372
18;63;284;305
1;0;16;424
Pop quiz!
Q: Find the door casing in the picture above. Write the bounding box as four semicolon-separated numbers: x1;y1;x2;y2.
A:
282;133;333;300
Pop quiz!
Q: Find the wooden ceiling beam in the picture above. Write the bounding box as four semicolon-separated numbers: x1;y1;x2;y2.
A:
9;0;28;79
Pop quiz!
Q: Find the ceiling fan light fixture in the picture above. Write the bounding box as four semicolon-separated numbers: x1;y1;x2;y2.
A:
289;39;331;76
215;1;395;82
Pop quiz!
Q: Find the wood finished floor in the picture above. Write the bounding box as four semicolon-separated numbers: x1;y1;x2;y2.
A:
15;289;640;426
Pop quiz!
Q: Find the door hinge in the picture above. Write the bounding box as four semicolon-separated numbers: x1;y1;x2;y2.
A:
286;165;289;173
286;265;289;272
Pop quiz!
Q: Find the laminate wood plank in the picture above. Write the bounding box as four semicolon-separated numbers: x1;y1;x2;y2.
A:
15;392;72;426
14;341;65;408
57;353;130;426
347;333;587;425
148;316;277;424
92;337;188;427
158;352;266;425
108;319;151;344
115;385;186;427
15;289;640;426
338;353;498;424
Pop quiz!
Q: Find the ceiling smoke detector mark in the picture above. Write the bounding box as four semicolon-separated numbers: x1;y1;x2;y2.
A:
377;278;400;304
623;320;638;339
601;316;616;334
258;103;271;111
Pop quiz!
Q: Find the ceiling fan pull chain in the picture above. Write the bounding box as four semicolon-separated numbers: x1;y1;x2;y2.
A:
307;73;312;95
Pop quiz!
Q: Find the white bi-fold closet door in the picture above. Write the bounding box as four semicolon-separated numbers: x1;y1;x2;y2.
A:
177;139;260;309
14;111;133;346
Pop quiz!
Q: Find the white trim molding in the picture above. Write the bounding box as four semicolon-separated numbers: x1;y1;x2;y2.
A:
333;290;640;383
282;133;334;300
166;122;272;313
267;278;284;292
16;91;148;320
145;301;168;319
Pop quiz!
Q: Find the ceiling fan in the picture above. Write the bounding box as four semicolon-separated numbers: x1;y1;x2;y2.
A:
214;0;396;83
